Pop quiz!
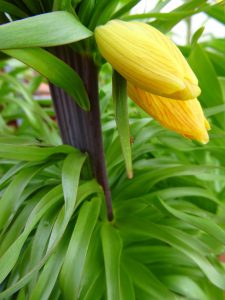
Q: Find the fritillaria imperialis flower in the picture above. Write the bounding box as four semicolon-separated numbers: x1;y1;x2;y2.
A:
128;83;210;144
95;19;210;143
95;20;201;100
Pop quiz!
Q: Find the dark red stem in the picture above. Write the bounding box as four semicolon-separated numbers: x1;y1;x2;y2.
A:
49;46;113;221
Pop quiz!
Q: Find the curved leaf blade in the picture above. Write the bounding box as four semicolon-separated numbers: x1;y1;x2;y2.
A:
112;70;133;178
0;165;42;230
101;222;122;300
60;197;101;299
0;0;27;18
160;198;225;245
119;218;225;290
2;47;90;110
62;152;86;218
0;11;92;49
0;185;62;285
29;233;69;300
123;257;176;300
0;141;75;161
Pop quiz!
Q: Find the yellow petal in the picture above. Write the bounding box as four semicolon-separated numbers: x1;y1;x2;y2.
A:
128;83;210;144
95;20;201;100
171;79;201;100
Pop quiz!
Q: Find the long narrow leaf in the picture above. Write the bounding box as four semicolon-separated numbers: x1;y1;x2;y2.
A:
47;152;86;250
0;0;27;18
62;152;86;218
112;70;132;178
0;140;75;161
101;222;122;300
0;165;43;230
119;218;225;289
29;232;69;300
0;11;92;49
160;198;225;245
60;197;101;299
123;257;176;300
2;48;90;110
0;185;62;285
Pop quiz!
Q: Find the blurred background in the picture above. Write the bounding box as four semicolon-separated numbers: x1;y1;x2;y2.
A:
133;0;225;44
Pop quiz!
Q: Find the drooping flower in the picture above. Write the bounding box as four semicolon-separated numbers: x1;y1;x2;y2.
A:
128;83;210;144
95;20;201;100
95;19;210;143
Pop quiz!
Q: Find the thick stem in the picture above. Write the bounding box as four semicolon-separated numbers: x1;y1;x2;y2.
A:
49;46;113;221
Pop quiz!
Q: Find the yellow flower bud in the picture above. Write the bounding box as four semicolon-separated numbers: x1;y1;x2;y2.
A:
128;83;210;144
95;20;201;100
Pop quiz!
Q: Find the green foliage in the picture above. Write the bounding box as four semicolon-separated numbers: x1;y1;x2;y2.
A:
0;0;225;299
3;48;90;110
112;70;132;178
0;64;59;143
0;10;91;110
0;0;27;18
60;197;101;299
189;44;225;128
101;223;122;300
0;11;92;49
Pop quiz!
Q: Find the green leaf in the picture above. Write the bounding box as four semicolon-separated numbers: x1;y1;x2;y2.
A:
0;185;62;285
60;197;101;299
27;212;56;294
29;233;69;300
0;12;92;49
77;225;104;300
82;271;105;300
205;104;225;117
119;218;225;290
0;180;102;298
124;11;197;22
151;0;206;33
76;179;103;208
204;38;225;54
0;140;74;161
0;0;27;18
21;0;41;14
53;0;74;14
0;165;43;230
191;26;205;46
101;222;122;300
161;275;210;300
112;70;132;178
219;77;225;99
0;181;98;299
114;165;225;201
160;198;225;245
125;245;194;267
0;196;37;256
112;0;139;19
120;265;135;300
78;0;95;25
206;3;225;24
88;0;118;30
62;152;86;218
207;50;225;77
123;257;176;300
0;161;27;187
46;151;86;250
2;48;90;110
189;44;224;127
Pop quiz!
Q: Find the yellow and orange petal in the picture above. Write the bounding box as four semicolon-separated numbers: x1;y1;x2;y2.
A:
128;83;210;144
95;20;201;100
